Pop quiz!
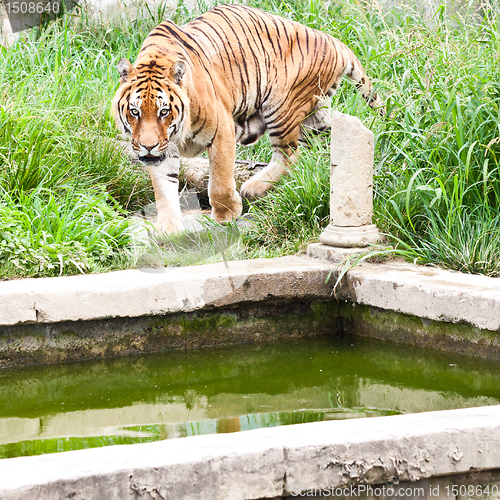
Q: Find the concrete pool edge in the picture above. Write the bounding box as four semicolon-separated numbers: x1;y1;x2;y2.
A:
1;256;500;499
1;254;500;367
0;405;500;499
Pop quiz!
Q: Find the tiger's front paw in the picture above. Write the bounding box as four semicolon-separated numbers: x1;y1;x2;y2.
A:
155;217;183;234
210;192;242;222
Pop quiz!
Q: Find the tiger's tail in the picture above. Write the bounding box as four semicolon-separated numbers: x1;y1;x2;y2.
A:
344;51;385;116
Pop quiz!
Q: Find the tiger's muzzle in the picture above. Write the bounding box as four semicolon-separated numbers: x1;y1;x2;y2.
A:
134;141;168;166
138;152;167;165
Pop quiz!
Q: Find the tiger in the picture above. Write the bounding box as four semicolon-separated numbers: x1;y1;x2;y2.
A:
112;3;384;232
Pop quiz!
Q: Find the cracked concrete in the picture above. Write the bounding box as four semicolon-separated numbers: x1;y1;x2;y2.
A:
1;257;500;496
0;406;499;499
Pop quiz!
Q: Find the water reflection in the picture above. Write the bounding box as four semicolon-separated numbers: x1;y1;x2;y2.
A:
0;337;499;458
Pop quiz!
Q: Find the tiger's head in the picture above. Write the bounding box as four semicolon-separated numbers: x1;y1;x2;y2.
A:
112;55;189;165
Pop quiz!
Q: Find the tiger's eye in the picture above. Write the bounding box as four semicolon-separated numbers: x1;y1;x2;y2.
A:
130;108;140;117
159;108;170;117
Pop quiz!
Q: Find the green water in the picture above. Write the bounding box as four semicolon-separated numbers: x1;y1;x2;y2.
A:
1;336;500;459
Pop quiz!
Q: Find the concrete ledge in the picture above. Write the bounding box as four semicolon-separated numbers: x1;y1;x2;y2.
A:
1;255;500;331
342;259;500;331
0;257;333;326
0;406;499;499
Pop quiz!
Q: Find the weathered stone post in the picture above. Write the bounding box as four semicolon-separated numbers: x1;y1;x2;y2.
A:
0;4;16;47
308;111;379;261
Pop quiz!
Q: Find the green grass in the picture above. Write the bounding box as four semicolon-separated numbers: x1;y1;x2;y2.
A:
1;0;499;278
0;185;134;277
0;11;156;278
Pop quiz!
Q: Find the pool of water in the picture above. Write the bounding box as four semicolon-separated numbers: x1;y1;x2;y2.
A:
1;336;499;459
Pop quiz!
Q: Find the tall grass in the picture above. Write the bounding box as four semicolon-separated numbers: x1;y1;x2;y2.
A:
243;140;330;257
0;11;157;278
372;4;500;276
0;186;133;277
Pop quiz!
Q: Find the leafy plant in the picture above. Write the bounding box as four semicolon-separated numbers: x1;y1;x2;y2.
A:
0;186;133;278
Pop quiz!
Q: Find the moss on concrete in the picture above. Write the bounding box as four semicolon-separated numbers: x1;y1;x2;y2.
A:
1;298;499;369
0;301;341;368
338;302;500;361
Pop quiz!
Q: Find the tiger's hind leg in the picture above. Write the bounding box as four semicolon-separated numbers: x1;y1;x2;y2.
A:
298;97;332;146
240;97;331;198
240;127;299;199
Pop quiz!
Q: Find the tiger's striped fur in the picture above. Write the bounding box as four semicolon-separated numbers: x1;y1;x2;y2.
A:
112;4;383;230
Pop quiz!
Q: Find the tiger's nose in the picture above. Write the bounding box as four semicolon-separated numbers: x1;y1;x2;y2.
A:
144;143;159;152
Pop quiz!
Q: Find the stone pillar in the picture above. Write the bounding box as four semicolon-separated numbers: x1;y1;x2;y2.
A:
0;3;16;47
308;111;379;261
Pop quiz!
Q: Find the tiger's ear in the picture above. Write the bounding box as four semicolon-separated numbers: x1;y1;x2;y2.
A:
171;60;186;85
117;58;135;84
